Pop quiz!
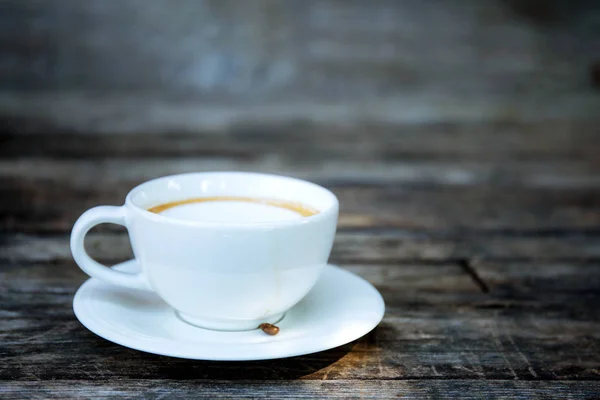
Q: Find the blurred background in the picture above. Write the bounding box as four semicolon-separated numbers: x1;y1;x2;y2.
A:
1;0;598;131
1;0;599;233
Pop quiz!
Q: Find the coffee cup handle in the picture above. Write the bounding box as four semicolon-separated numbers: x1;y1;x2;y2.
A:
71;206;150;291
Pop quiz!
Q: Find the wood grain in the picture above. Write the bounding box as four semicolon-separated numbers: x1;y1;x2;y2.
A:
3;380;600;400
1;1;599;397
2;259;599;382
2;122;600;396
4;232;600;265
2;120;599;158
3;162;600;233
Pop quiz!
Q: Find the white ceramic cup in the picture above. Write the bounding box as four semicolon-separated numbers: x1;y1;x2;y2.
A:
71;172;339;331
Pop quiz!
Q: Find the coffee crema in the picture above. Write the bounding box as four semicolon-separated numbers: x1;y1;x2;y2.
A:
148;196;319;219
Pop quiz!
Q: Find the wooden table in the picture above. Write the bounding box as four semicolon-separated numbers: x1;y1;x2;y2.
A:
2;118;600;398
1;1;600;398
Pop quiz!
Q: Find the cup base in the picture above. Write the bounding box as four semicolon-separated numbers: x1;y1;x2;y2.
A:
175;311;285;331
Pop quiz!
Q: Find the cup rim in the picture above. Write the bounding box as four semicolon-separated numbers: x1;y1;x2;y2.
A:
125;171;339;229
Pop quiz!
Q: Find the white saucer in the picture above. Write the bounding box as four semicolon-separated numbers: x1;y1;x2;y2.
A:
73;260;385;361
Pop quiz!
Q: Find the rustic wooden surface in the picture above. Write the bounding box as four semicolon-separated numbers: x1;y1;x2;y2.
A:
2;0;600;399
2;121;600;399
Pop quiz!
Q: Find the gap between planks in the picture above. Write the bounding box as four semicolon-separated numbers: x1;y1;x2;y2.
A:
459;259;491;293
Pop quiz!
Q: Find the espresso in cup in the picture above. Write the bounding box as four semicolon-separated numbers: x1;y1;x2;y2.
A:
148;196;319;223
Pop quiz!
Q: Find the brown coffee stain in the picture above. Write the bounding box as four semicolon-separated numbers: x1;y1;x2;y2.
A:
147;196;319;217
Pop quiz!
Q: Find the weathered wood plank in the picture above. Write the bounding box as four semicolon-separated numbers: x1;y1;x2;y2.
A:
471;260;600;305
4;175;600;233
332;233;600;263
2;120;599;159
3;120;599;233
3;310;599;381
0;261;478;294
3;233;600;265
3;156;600;188
1;261;599;381
0;262;480;314
3;380;600;400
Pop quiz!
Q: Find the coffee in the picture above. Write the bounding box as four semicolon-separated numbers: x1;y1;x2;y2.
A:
148;196;319;223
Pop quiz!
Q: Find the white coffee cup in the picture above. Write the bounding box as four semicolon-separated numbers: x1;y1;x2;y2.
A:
71;172;339;331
